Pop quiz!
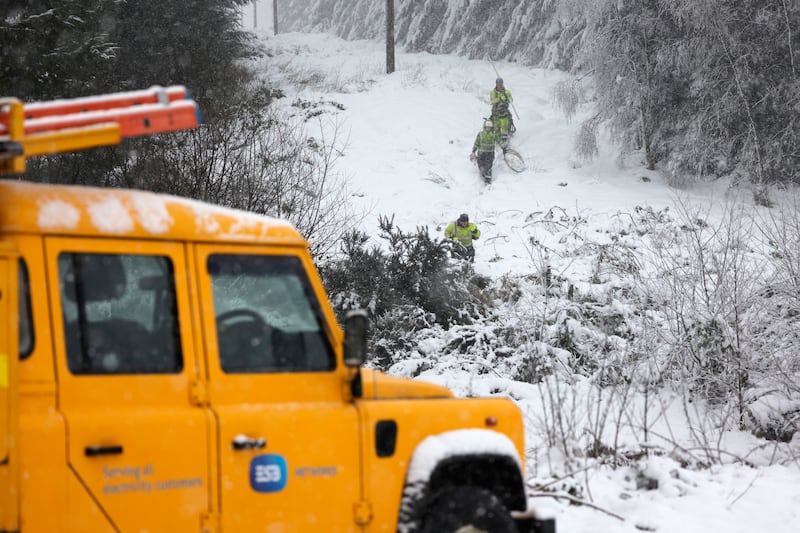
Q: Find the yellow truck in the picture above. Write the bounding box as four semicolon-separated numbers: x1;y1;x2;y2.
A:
0;90;554;532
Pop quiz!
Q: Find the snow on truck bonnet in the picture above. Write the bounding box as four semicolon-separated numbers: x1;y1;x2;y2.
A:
0;180;300;243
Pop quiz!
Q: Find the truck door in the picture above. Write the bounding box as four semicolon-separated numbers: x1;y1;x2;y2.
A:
0;246;20;532
45;238;212;531
194;245;364;532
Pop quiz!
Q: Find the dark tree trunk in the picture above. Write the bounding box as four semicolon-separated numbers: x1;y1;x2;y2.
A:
386;0;395;73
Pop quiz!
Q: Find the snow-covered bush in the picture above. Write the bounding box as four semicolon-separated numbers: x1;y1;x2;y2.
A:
320;216;486;369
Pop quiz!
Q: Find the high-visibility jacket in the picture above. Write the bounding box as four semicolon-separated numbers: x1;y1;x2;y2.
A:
472;130;499;153
490;88;513;105
444;221;481;247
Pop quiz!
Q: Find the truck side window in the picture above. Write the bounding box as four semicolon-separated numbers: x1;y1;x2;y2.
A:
19;260;34;360
58;253;182;374
207;254;335;373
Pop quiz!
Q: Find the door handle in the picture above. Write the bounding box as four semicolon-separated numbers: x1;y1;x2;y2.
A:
232;435;266;450
85;445;124;457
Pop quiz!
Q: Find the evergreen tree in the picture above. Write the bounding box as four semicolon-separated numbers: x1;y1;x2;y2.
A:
112;0;256;123
1;0;119;100
2;0;259;187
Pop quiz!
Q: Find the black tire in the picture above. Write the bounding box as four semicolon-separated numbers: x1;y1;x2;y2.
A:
503;148;525;173
419;486;518;533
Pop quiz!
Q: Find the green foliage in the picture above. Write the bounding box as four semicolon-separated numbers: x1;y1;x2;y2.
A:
320;216;486;367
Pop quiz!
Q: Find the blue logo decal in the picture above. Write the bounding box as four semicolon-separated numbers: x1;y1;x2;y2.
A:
250;454;288;493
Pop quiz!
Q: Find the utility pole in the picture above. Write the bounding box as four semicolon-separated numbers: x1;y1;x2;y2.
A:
273;0;279;35
386;0;395;73
253;0;257;29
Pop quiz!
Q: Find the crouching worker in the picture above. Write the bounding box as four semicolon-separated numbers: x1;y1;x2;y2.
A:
444;213;481;262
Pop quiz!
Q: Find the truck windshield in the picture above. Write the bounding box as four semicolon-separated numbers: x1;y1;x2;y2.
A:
207;254;335;373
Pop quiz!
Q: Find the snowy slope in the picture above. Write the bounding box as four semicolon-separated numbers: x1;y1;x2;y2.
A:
258;32;689;278
254;31;800;533
270;0;577;69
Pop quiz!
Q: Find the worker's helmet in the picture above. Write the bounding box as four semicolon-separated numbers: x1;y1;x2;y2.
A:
484;120;493;130
496;77;503;84
458;213;469;223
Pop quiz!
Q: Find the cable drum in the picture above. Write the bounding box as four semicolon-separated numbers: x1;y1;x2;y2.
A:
502;147;525;173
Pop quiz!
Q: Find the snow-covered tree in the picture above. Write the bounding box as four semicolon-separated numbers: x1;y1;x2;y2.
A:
578;0;685;171
663;0;800;193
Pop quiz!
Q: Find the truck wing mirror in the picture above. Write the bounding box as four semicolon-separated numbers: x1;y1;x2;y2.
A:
343;310;368;367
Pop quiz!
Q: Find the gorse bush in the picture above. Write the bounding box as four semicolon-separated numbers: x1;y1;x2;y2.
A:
320;216;486;368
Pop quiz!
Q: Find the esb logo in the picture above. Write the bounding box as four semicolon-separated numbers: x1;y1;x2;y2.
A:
250;454;288;493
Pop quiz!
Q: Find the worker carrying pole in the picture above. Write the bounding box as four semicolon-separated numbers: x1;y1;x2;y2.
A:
488;54;520;121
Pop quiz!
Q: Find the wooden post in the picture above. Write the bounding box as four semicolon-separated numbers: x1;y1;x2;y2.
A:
386;0;395;73
273;0;278;35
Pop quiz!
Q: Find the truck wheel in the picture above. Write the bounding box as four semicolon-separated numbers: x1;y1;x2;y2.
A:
419;485;518;533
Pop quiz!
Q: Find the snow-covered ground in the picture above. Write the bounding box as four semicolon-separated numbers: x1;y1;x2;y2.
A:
254;31;800;533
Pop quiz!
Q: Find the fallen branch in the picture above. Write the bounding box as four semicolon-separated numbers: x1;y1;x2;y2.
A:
529;462;601;490
527;491;626;521
726;470;762;509
456;358;504;378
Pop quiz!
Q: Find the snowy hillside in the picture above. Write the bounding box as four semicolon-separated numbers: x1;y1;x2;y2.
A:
256;32;705;278
253;32;800;533
275;0;579;69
